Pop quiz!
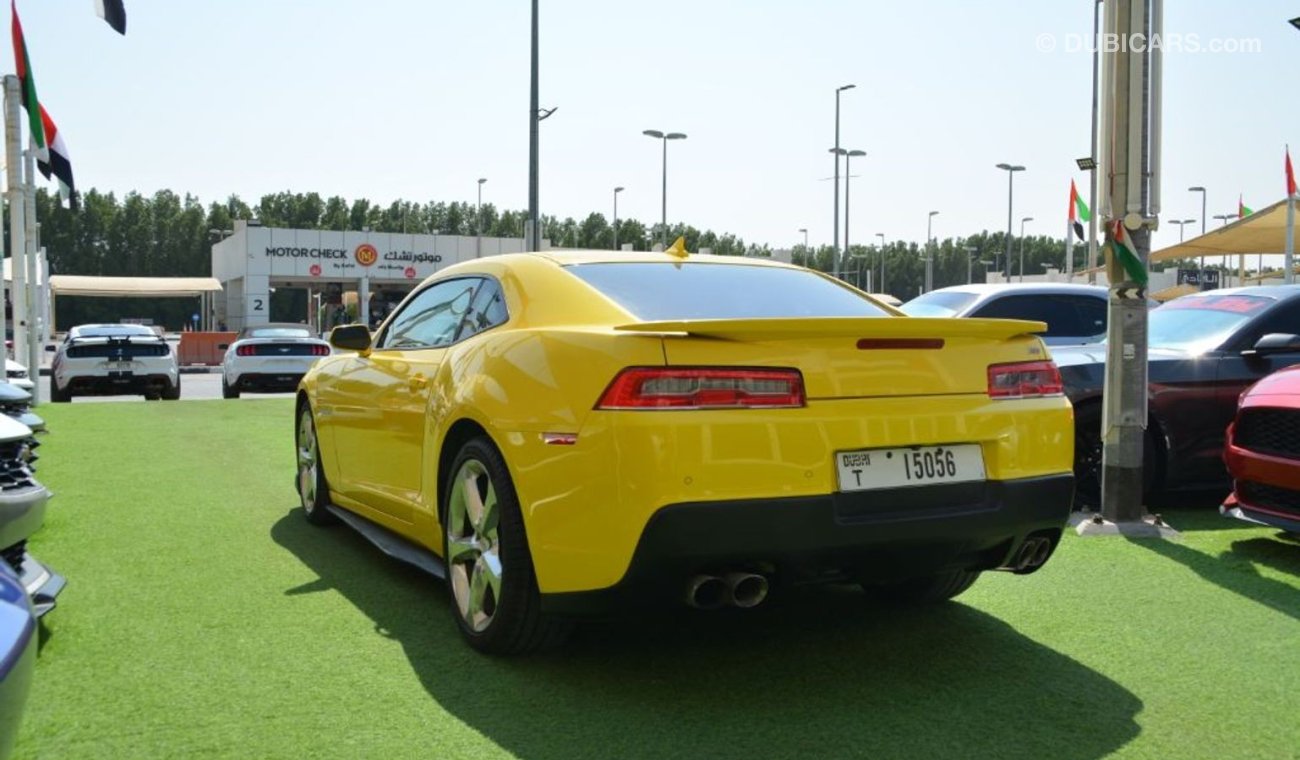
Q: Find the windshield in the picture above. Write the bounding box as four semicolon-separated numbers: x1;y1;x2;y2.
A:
565;262;890;321
899;291;979;317
1148;294;1274;352
246;327;313;339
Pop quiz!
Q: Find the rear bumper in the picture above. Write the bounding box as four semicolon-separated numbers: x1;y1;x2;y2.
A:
61;373;174;396
233;372;306;392
540;473;1073;617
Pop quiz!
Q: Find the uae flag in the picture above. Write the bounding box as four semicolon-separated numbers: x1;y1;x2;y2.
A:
10;0;48;163
1287;146;1297;198
94;0;125;35
1239;195;1254;219
1106;219;1148;286
37;104;76;209
1068;180;1091;241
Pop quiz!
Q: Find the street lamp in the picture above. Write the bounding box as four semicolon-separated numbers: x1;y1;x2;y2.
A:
612;186;625;250
1169;218;1197;242
1018;216;1034;282
925;211;940;292
996;163;1026;281
831;83;856;278
965;245;978;284
1189;186;1208;270
875;232;886;293
831;148;866;278
797;227;809;264
1213;213;1235;227
643;129;687;245
476;177;487;258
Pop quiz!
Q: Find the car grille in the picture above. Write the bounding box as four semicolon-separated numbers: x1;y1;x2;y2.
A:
1239;480;1300;515
0;440;37;490
66;343;170;358
1;540;24;573
1234;408;1300;460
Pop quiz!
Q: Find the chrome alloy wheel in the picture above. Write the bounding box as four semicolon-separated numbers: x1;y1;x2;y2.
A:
297;411;319;513
446;459;502;633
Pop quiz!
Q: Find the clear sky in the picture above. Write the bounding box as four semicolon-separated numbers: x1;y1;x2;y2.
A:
7;1;1299;253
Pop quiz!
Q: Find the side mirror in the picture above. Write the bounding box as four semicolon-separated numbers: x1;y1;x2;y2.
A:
330;324;373;353
1243;333;1300;357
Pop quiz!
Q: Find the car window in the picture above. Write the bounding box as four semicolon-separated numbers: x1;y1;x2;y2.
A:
564;262;890;320
455;279;509;341
378;278;481;350
1224;298;1300;351
244;327;313;340
899;291;979;317
970;294;1107;339
75;324;156;338
1149;294;1274;353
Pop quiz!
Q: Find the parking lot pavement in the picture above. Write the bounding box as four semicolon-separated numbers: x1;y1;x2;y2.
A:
35;372;297;403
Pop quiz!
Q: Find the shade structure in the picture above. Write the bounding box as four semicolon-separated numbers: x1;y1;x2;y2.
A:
1150;197;1298;263
48;275;223;298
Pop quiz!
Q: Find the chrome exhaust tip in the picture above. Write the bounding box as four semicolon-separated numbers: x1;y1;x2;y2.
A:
685;575;728;610
724;572;769;609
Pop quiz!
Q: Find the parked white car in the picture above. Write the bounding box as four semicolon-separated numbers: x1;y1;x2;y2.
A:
49;324;180;402
220;323;330;399
3;360;32;393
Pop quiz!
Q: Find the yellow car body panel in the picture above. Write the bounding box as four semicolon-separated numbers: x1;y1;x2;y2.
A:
299;250;1075;601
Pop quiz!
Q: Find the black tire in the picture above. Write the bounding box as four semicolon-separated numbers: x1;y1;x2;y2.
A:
162;376;181;401
1073;402;1159;511
295;403;336;526
49;382;71;403
222;376;240;399
869;569;981;605
442;436;571;655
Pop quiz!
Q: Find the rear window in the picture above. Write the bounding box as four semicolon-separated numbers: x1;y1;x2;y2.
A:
565;263;889;320
899;291;979;317
75;324;156;338
245;327;313;340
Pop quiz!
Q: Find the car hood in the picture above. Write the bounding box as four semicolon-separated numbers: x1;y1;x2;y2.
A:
0;414;32;443
1049;344;1192;368
1243;364;1300;397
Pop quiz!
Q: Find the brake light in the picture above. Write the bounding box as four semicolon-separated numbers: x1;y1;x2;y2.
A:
987;361;1064;399
312;345;330;356
236;345;255;357
596;367;805;409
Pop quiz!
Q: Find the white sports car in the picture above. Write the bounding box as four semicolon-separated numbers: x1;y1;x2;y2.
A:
4;360;32;392
50;324;180;402
220;323;330;398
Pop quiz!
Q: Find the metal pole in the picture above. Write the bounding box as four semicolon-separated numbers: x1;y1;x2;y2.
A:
613;187;622;250
844;152;853;265
833;92;841;278
23;149;38;401
1005;171;1014;280
1287;195;1296;284
476;180;483;258
12;149;26;365
526;0;539;252
1019;220;1026;283
925;212;936;293
660;136;667;243
1088;0;1102;284
876;233;885;293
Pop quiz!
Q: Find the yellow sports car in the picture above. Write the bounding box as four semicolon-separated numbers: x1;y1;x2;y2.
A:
295;246;1074;654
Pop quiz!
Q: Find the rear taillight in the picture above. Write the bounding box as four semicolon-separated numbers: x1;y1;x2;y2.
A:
987;361;1064;399
236;345;255;357
312;345;330;356
596;367;805;410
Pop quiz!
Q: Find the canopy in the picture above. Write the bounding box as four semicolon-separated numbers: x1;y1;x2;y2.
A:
48;275;223;298
1151;197;1298;263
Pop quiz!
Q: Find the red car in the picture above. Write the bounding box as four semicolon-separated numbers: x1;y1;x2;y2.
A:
1222;364;1300;533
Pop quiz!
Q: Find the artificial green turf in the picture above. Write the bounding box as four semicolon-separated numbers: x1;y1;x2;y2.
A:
12;399;1300;759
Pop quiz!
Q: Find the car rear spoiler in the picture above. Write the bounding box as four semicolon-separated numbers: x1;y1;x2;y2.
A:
613;316;1047;342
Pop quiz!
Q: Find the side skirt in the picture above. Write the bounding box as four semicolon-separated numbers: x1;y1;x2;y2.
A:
325;505;446;580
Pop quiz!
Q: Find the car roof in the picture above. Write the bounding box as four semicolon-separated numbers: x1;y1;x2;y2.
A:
923;283;1109;297
1166;284;1300;302
241;323;314;332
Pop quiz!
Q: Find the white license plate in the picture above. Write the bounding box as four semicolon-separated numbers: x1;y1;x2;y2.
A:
836;444;985;492
107;361;133;372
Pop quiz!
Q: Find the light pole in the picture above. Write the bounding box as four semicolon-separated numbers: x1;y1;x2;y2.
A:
965;245;978;284
1018;216;1033;282
1189;186;1207;270
996;163;1026;281
643;129;687;245
832;148;866;277
612;186;624;250
1213;213;1234;228
832;83;856;279
1169;218;1196;242
797;227;809;264
925;211;939;292
476;178;487;258
875;232;886;293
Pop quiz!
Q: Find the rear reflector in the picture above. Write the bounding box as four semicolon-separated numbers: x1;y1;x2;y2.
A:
987;361;1064;399
596;367;805;410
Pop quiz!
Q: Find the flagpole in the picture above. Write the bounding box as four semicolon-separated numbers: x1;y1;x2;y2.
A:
3;76;22;370
1065;217;1075;279
1287;194;1295;285
22;145;39;402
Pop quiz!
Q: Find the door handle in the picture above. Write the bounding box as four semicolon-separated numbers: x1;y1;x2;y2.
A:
408;375;428;390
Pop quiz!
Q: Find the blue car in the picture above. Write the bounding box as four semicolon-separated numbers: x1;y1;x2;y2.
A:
0;561;35;760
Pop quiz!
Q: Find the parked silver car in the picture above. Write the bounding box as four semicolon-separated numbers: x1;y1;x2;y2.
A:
900;283;1112;346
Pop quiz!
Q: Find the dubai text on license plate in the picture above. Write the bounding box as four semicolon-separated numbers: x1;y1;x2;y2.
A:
836;444;986;492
